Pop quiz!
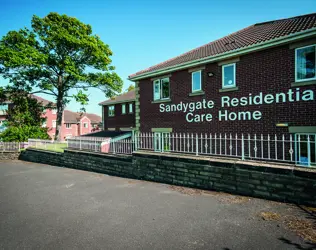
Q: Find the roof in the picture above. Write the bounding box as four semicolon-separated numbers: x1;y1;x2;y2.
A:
85;113;102;124
99;90;135;106
129;13;316;80
63;110;101;124
81;131;129;138
30;94;56;107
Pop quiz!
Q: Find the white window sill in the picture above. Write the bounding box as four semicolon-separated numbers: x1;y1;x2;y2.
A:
292;79;316;87
189;91;205;96
151;98;171;104
219;86;239;92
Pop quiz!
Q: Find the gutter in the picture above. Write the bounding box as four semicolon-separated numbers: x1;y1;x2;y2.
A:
128;28;316;81
98;99;136;106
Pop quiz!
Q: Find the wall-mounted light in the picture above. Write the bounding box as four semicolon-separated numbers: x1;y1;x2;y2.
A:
208;72;214;77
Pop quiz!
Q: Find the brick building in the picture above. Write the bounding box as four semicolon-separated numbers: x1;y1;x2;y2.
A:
128;13;316;162
0;94;101;140
61;110;102;140
99;90;135;131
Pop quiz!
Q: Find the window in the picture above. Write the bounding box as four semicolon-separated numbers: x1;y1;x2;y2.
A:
51;109;57;114
153;78;170;101
52;120;56;128
108;105;115;117
42;121;47;128
83;122;88;128
192;71;202;92
122;104;126;114
129;103;133;113
295;45;316;82
222;63;236;88
66;123;71;128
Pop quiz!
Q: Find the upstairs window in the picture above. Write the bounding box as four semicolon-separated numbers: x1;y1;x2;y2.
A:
108;105;115;117
222;63;236;89
66;123;71;128
129;103;133;113
83;122;88;128
296;45;316;82
122;104;126;114
52;109;57;114
52;120;56;128
191;70;202;92
153;78;170;101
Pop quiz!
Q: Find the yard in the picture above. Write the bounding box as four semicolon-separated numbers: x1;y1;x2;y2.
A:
28;142;67;152
0;160;315;249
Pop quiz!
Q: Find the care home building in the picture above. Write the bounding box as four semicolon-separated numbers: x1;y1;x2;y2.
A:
99;90;135;131
128;13;316;165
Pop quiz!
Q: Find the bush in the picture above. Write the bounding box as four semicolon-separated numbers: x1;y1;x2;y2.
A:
0;126;50;142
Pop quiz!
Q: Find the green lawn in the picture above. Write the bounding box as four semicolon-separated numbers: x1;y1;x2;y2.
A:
30;143;67;152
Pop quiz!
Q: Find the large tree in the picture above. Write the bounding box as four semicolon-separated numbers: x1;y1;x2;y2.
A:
0;12;123;140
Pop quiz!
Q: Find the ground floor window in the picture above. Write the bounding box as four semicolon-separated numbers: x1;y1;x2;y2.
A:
295;133;316;167
154;132;170;152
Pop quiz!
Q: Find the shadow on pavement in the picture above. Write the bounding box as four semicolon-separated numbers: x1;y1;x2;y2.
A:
278;237;316;250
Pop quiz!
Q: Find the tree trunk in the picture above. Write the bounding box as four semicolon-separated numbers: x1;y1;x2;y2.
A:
54;93;64;141
55;75;64;141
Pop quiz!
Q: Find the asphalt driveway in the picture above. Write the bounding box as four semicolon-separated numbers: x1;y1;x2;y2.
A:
0;160;315;250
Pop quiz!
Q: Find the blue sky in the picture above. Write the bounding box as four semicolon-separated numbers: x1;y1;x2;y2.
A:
0;0;315;115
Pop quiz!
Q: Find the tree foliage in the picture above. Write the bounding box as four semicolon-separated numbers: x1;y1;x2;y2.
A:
0;12;123;140
0;87;50;142
127;84;135;92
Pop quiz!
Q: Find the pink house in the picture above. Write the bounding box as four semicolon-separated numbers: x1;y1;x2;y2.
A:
61;110;102;140
0;94;101;140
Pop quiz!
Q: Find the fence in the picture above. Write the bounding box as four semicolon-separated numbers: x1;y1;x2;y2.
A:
0;142;21;152
67;136;110;152
109;138;134;154
134;133;316;167
28;139;67;152
67;136;134;155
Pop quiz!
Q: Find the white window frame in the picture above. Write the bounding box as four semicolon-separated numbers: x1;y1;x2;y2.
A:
129;103;133;113
52;120;56;128
191;70;202;92
122;104;126;114
108;105;115;117
83;122;88;128
66;123;71;129
295;44;316;83
222;63;236;89
153;78;170;101
51;109;57;114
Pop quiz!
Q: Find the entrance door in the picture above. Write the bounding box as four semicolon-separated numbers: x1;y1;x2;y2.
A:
154;132;161;152
154;132;170;152
295;134;316;167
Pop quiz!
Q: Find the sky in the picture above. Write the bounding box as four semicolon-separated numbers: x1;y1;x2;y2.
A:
0;0;315;115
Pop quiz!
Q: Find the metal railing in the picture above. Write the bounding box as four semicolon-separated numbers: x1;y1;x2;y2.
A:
67;136;110;152
28;139;67;152
0;142;21;152
109;138;134;154
134;132;316;167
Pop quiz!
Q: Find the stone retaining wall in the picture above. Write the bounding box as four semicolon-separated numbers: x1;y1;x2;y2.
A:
0;152;21;161
19;149;316;206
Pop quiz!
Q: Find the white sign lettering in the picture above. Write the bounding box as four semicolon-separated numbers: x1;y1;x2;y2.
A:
158;88;314;123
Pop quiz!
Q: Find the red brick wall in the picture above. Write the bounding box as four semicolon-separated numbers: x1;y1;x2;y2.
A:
103;102;135;130
138;42;316;135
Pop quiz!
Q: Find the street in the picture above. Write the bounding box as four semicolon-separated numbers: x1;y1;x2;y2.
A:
0;160;314;250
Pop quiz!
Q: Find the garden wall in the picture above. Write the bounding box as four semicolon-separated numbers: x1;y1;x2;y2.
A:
19;148;316;206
